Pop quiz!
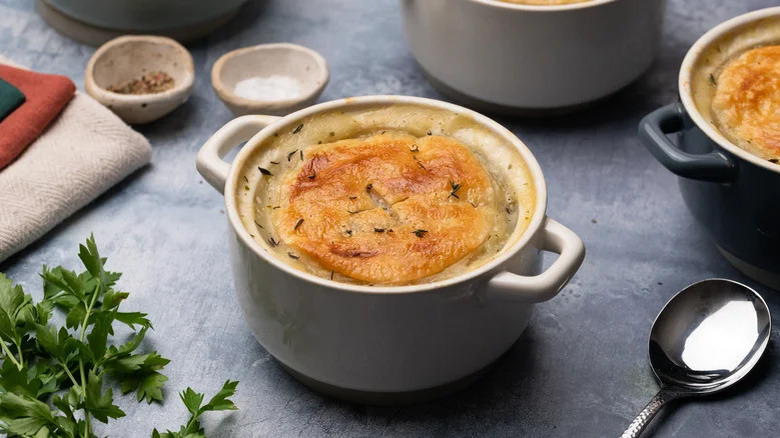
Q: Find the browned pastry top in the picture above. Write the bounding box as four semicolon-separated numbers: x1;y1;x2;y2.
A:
712;45;780;161
274;132;496;284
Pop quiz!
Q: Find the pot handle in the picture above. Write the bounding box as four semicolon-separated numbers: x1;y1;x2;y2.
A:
639;103;734;183
196;115;282;193
488;218;585;303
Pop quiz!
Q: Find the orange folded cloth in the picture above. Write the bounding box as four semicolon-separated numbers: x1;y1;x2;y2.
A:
0;64;76;169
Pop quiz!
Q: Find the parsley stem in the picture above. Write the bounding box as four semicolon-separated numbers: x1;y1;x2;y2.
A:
78;284;100;438
11;337;24;369
57;359;79;387
80;285;100;342
0;341;22;371
80;360;91;438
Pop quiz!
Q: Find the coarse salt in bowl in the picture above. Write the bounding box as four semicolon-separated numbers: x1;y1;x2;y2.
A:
233;75;303;101
211;43;329;117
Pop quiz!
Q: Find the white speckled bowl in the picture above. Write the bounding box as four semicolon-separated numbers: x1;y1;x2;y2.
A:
211;43;329;117
85;35;194;124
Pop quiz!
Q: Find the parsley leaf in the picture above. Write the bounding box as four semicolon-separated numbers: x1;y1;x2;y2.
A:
152;380;239;438
84;371;125;423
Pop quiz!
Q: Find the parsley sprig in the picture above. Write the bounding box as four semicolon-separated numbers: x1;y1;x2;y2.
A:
0;235;238;437
153;380;239;438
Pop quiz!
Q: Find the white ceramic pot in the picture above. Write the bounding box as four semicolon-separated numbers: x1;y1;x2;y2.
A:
196;96;585;401
400;0;667;113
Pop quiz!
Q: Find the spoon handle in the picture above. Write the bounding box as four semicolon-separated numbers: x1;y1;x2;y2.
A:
620;388;678;438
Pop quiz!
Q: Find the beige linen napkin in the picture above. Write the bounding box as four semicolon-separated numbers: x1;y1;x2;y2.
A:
0;55;152;262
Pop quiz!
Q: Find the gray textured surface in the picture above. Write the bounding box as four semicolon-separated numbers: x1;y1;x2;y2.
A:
1;0;779;436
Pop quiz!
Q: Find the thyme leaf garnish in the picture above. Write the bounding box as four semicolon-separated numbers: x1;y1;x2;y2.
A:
268;237;279;247
293;123;303;134
346;229;353;236
349;196;358;200
330;270;335;280
308;170;316;179
270;161;280;165
287;252;300;260
410;145;419;152
418;162;426;170
413;229;428;238
300;150;304;161
287;150;298;161
709;73;717;86
254;220;264;229
449;181;461;199
366;183;373;192
243;176;249;182
374;228;386;233
294;218;304;230
258;166;272;176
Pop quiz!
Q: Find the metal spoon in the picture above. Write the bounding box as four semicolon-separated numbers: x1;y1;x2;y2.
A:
621;279;771;438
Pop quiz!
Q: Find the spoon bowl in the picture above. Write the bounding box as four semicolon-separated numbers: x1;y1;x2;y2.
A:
622;279;771;438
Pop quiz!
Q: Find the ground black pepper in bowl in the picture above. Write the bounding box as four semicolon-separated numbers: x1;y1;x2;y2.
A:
108;71;175;95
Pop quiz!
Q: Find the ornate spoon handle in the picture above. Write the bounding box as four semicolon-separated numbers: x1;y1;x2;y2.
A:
621;388;679;438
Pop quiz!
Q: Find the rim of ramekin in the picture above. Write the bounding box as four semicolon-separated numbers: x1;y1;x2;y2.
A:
678;6;780;174
223;95;549;294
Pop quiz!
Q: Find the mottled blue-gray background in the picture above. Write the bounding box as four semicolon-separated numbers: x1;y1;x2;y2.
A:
1;0;779;436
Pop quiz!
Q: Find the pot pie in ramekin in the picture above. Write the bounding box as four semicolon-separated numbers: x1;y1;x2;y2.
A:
691;16;780;163
235;105;535;286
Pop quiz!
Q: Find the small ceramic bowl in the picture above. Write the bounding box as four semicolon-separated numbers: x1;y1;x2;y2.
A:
85;35;194;124
211;43;329;117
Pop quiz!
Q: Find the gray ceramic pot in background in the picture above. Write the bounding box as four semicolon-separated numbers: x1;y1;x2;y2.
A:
37;0;247;45
640;8;780;290
400;0;666;114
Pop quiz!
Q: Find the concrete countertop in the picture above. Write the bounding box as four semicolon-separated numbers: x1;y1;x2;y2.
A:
1;0;778;436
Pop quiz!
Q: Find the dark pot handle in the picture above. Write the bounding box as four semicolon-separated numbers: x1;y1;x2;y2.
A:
639;103;735;183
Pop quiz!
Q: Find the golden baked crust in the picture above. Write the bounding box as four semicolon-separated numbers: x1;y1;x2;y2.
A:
274;133;495;284
712;45;780;161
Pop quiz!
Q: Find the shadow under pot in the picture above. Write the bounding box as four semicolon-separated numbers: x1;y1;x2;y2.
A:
639;7;780;290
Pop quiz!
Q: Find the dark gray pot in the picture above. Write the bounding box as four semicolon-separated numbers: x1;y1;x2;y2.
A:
640;103;780;289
